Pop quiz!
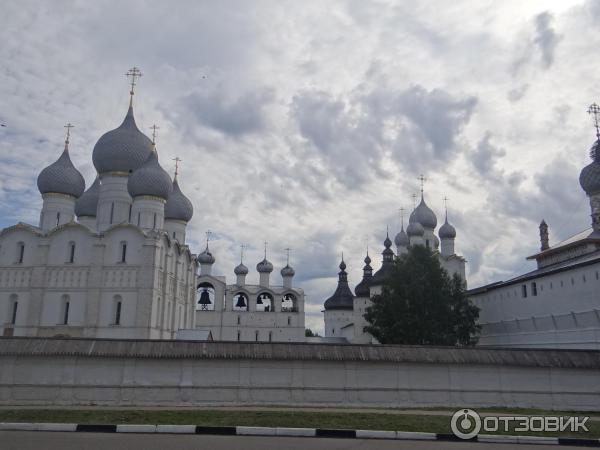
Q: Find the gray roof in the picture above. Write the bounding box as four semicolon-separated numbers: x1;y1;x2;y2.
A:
127;150;173;200
37;147;85;198
410;196;437;229
164;178;194;222
3;337;600;369
92;105;154;174
439;218;456;239
75;177;100;217
257;258;273;273
324;260;354;310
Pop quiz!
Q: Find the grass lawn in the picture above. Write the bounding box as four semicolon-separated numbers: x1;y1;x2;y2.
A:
0;408;598;439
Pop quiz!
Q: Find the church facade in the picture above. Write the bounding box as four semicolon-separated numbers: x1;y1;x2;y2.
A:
322;193;466;343
469;111;600;349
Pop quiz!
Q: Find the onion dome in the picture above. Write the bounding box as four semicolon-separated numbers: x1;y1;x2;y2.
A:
324;259;354;310
406;221;424;237
75;177;100;217
37;144;85;198
257;258;274;273
433;235;440;249
127;150;173;200
410;195;437;229
371;234;395;286
580;139;600;195
92;106;154;174
281;264;295;277
354;253;373;297
165;177;194;222
234;262;248;275
197;245;215;264
439;218;457;239
394;227;410;247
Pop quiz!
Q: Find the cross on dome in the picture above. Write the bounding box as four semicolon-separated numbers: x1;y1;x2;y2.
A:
588;103;600;140
149;124;159;145
172;156;182;179
64;123;74;148
417;174;427;194
125;66;143;106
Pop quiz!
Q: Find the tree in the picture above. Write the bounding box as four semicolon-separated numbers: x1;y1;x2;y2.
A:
305;328;320;337
364;245;480;345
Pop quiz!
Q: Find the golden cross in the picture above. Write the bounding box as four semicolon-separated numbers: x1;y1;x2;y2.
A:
125;67;143;104
149;124;159;145
64;123;74;147
172;157;182;178
588;103;600;139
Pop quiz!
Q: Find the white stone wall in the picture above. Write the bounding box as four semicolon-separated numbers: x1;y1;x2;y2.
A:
471;260;600;348
2;350;600;410
324;309;353;338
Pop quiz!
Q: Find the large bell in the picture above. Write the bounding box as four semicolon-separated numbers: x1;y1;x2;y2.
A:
235;294;247;308
198;289;211;305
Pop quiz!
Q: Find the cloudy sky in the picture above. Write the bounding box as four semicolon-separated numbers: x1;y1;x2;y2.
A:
1;0;599;333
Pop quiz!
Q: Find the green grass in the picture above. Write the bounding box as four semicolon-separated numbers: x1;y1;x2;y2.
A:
0;409;598;439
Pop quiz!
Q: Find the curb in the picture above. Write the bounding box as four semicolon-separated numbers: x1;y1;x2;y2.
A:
0;422;599;445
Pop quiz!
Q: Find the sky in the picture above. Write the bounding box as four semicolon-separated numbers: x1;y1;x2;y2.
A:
1;0;599;334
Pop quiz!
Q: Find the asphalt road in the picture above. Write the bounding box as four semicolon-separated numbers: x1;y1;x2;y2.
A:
0;431;593;450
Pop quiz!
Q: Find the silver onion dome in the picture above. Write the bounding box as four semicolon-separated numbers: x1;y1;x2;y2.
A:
75;177;100;217
165;178;194;222
37;146;85;198
92;105;154;174
127;150;173;200
234;262;249;275
406;221;424;237
281;264;295;277
410;196;437;229
439;218;457;239
197;246;216;264
580;140;600;195
257;258;274;273
394;228;410;247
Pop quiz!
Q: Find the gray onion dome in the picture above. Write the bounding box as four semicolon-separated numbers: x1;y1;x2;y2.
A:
406;221;424;237
92;106;154;174
410;196;437;229
127;150;173;200
439;218;457;239
75;177;100;217
165;178;194;222
37;147;85;198
394;227;410;247
580;140;600;195
234;262;248;275
197;246;215;264
281;265;295;277
257;258;274;273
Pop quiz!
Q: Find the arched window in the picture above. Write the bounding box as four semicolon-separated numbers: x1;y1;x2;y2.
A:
268;331;272;342
61;295;70;325
128;204;132;223
282;293;297;312
153;213;157;230
256;292;274;312
9;294;18;325
68;242;76;263
56;212;61;227
110;202;115;224
16;242;25;264
233;293;249;311
196;282;215;311
114;295;122;325
255;330;259;342
120;241;127;263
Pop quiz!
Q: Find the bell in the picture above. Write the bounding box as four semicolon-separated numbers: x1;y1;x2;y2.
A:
198;289;211;305
256;295;264;305
235;295;247;308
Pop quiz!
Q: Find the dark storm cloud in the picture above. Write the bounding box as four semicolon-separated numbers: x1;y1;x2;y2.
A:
471;132;507;175
534;12;561;69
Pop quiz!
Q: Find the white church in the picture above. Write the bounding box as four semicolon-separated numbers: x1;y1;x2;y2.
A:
469;107;600;349
322;192;466;343
0;69;305;342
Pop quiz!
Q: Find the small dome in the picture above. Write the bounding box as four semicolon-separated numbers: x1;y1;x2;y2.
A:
75;177;100;217
410;196;437;229
127;150;173;200
394;229;410;247
580;162;600;196
364;254;372;265
165;178;194;222
406;221;424;237
234;262;248;275
92;106;154;174
37;148;85;198
281;265;295;277
354;278;370;297
339;259;347;271
197;247;215;264
439;219;457;239
257;258;273;273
